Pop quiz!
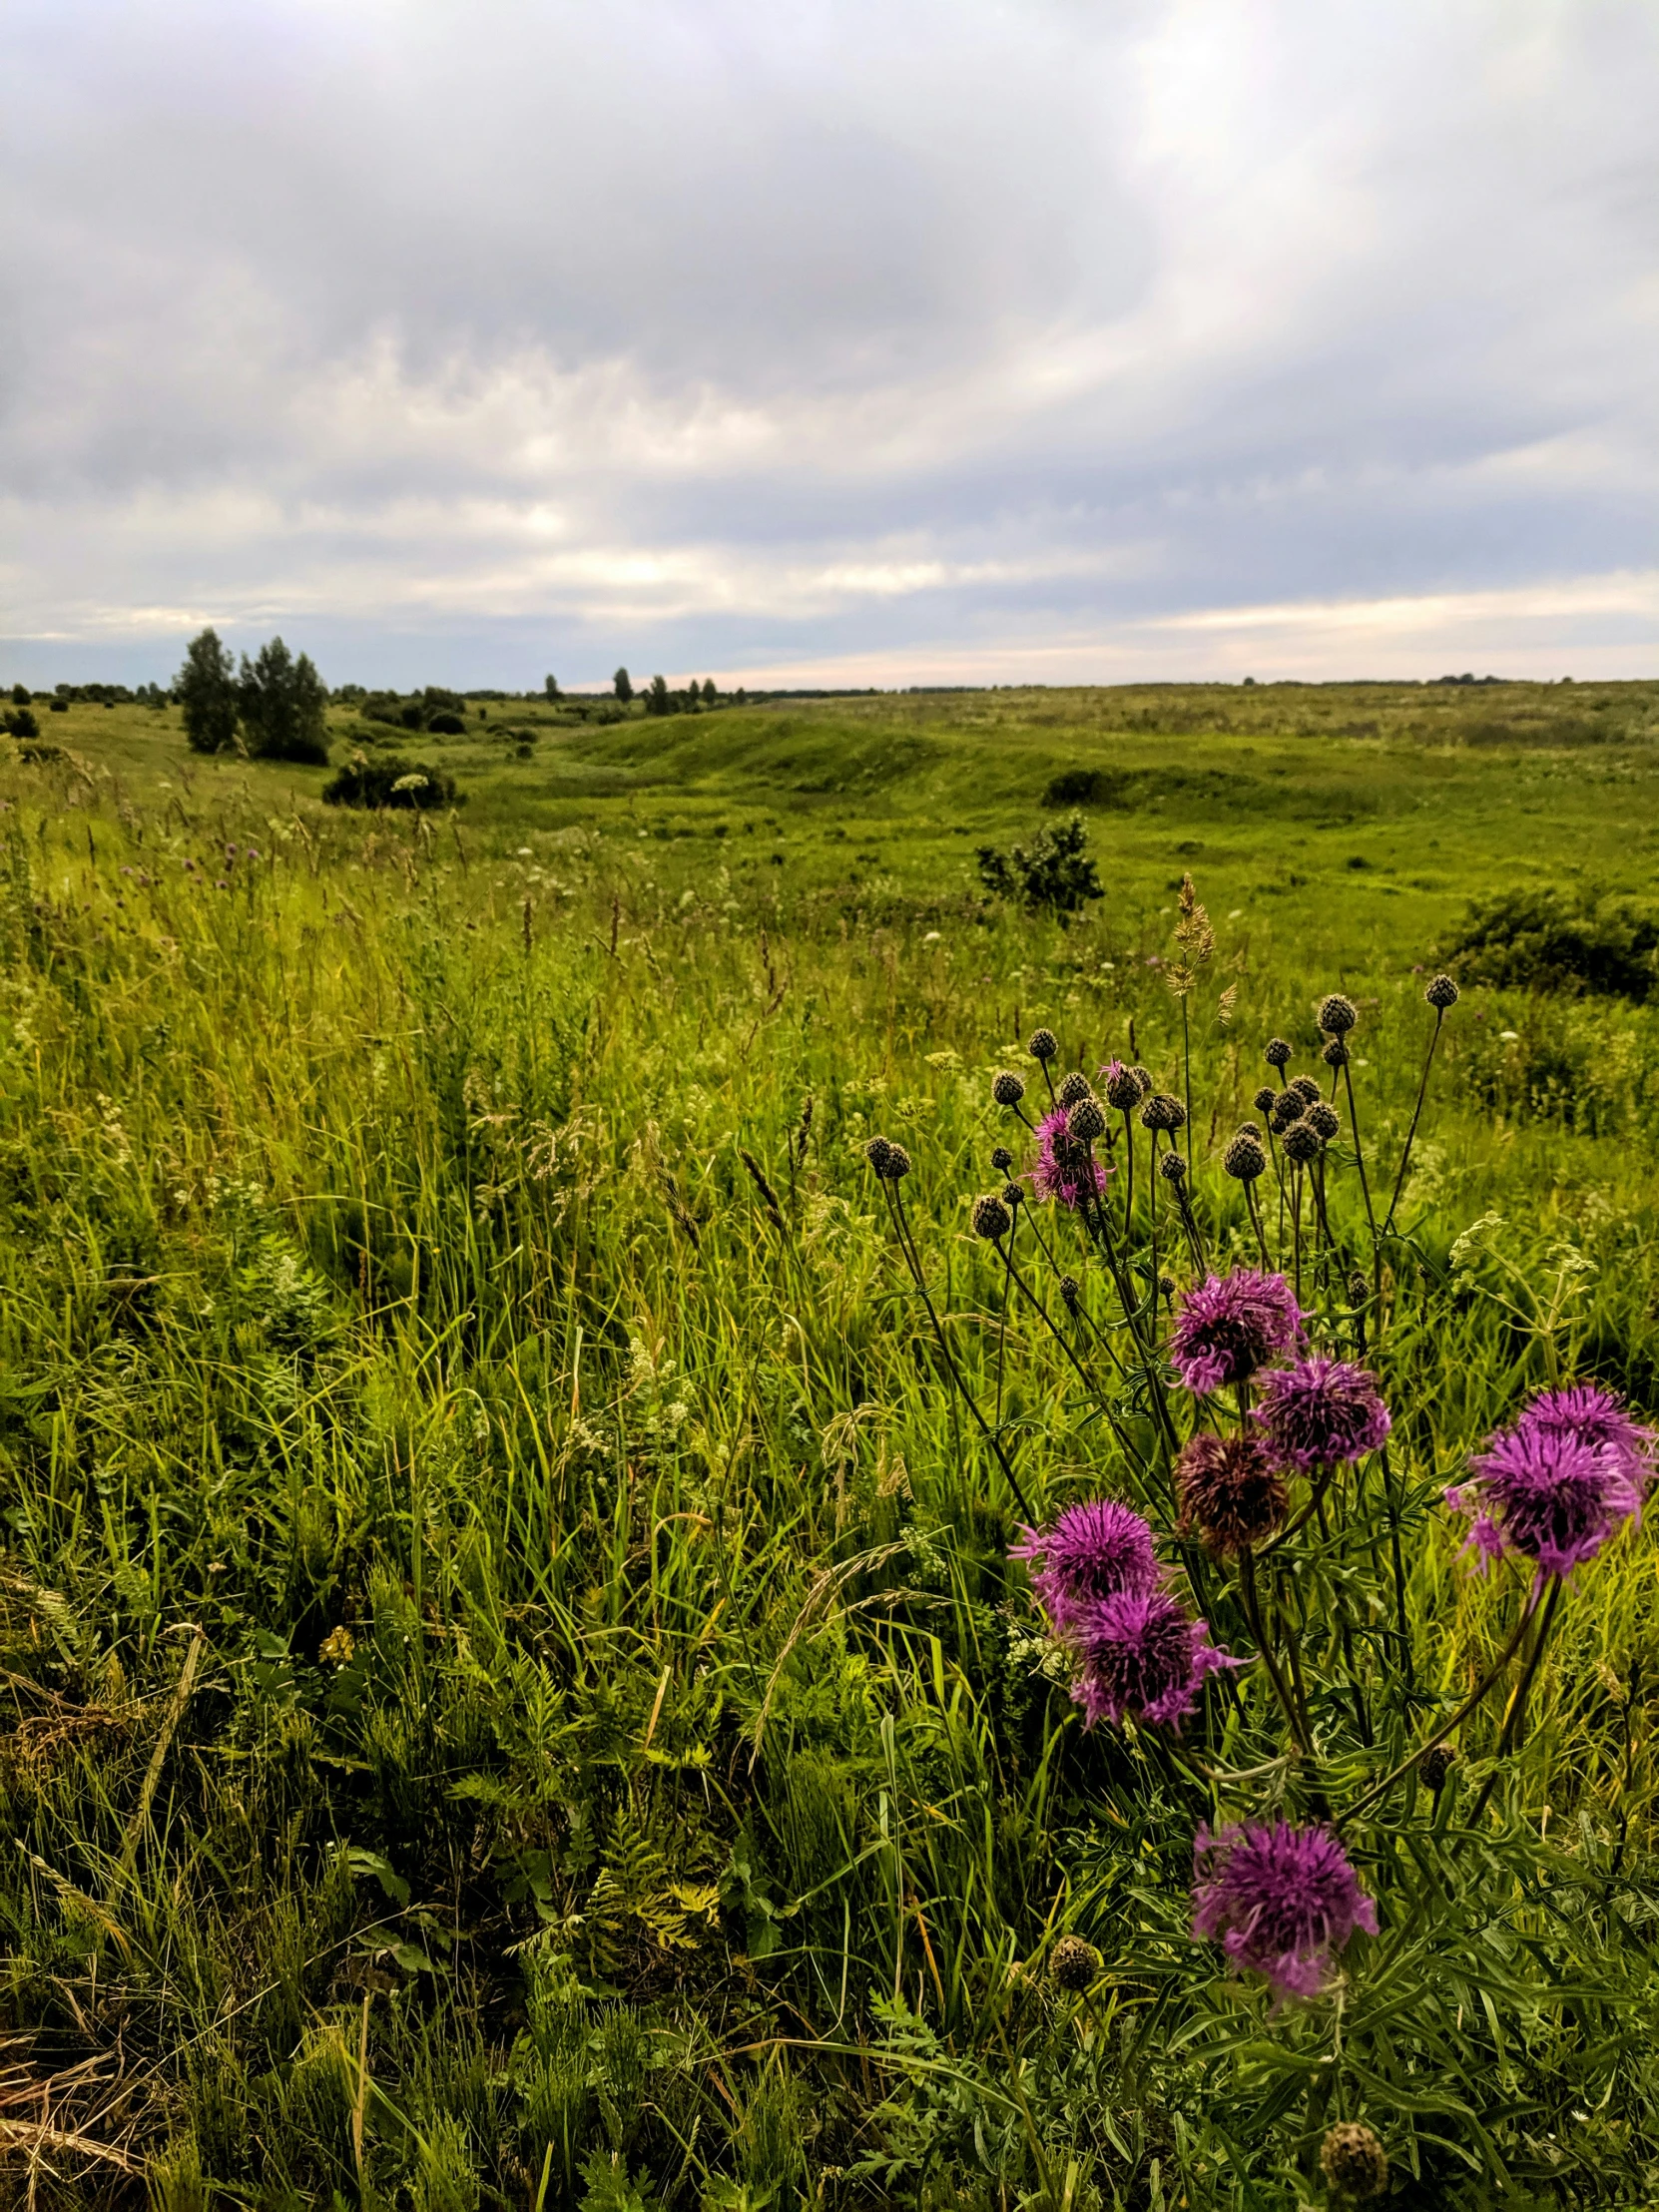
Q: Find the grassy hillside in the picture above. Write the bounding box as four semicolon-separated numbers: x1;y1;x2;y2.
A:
3;683;1659;2208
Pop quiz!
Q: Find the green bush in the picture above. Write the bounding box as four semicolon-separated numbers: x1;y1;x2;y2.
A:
1445;887;1659;1001
975;812;1103;912
321;755;460;810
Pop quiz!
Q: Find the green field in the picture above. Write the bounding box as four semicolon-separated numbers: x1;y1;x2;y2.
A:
4;680;1659;2209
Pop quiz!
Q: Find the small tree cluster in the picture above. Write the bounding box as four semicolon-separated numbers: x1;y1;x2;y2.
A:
976;812;1104;913
643;675;720;717
173;628;330;764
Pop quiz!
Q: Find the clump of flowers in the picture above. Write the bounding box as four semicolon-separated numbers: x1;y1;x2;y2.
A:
1446;1383;1651;1578
1029;1105;1110;1211
1068;1588;1237;1730
1012;1499;1158;1632
1170;1270;1303;1393
1192;1821;1377;2000
1177;1434;1288;1555
1252;1357;1391;1471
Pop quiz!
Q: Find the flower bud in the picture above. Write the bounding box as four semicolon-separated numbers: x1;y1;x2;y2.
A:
1425;972;1460;1009
1320;2122;1388;2202
1048;1935;1100;1993
1223;1131;1267;1181
991;1146;1014;1173
971;1193;1011;1241
1057;1070;1092;1110
1264;1037;1293;1067
1322;1037;1350;1068
1306;1101;1341;1143
1318;992;1359;1036
1027;1027;1059;1063
992;1070;1025;1107
1068;1097;1106;1143
1283;1122;1320;1164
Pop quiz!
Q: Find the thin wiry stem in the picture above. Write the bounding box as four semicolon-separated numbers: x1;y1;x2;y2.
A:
1383;1005;1446;1236
1468;1576;1565;1824
1340;1055;1382;1301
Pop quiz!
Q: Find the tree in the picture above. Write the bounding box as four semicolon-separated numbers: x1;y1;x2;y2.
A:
702;679;717;705
976;813;1103;914
544;674;560;699
175;627;240;755
644;675;673;717
613;667;633;704
10;683;31;706
239;637;330;765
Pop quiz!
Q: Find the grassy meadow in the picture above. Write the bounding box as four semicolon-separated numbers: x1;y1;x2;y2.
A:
4;678;1659;2210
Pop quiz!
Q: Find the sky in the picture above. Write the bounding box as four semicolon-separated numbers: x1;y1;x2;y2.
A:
2;0;1656;691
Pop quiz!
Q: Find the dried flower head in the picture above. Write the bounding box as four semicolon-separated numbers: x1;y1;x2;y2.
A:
1265;1037;1293;1068
1001;1182;1024;1210
1011;1498;1159;1632
1446;1384;1651;1577
1048;1935;1100;1993
1254;1357;1391;1470
1322;1037;1350;1069
1417;1745;1456;1793
1321;2123;1388;2202
1223;1130;1268;1182
1103;1060;1142;1111
1057;1070;1093;1110
992;1070;1026;1107
1177;1433;1288;1555
1192;1822;1378;2001
1305;1100;1341;1143
1282;1122;1320;1165
1290;1075;1323;1108
1128;1063;1155;1099
1170;1270;1303;1393
1270;1093;1306;1136
971;1193;1012;1242
1069;1588;1237;1730
863;1136;894;1175
1253;1085;1278;1115
1158;1151;1188;1187
1028;1027;1060;1063
1318;993;1359;1036
883;1143;912;1181
1140;1092;1187;1133
1425;972;1460;1010
1067;1096;1107;1144
1057;1274;1081;1312
991;1146;1014;1173
1030;1106;1111;1211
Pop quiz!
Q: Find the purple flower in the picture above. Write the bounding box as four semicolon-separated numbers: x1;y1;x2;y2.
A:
1028;1106;1110;1212
1252;1357;1391;1472
1068;1588;1239;1730
1011;1499;1159;1633
1446;1402;1648;1579
1169;1270;1304;1394
1192;1821;1378;2000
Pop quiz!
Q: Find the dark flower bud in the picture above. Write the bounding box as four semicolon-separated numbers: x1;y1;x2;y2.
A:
1265;1037;1293;1067
1223;1131;1267;1182
1252;1085;1278;1115
1318;992;1359;1036
1425;972;1460;1009
1178;1432;1289;1556
1104;1064;1142;1111
1320;2122;1388;2202
1322;1036;1350;1068
884;1143;912;1181
1418;1745;1456;1793
991;1146;1014;1173
971;1193;1011;1241
1028;1027;1059;1063
1158;1151;1188;1187
1282;1122;1320;1164
1306;1101;1341;1143
1001;1182;1024;1210
1157;1273;1176;1301
1068;1097;1106;1143
992;1070;1026;1107
1270;1093;1305;1136
1058;1274;1081;1312
1128;1064;1155;1099
1048;1935;1100;1993
1347;1270;1369;1307
864;1136;893;1175
1140;1092;1186;1133
1290;1075;1323;1107
1057;1070;1093;1110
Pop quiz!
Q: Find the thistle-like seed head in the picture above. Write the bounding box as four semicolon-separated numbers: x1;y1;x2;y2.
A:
1320;2122;1388;2202
1028;1027;1060;1063
884;1143;912;1181
1223;1131;1267;1182
1306;1101;1341;1143
1290;1075;1323;1107
1048;1935;1100;1993
1105;1064;1143;1110
1128;1063;1155;1098
1253;1085;1278;1115
1283;1122;1320;1164
1140;1092;1186;1133
1322;1037;1350;1068
1265;1037;1293;1068
991;1146;1014;1173
992;1070;1026;1107
1426;972;1460;1009
1318;992;1359;1036
1068;1096;1107;1143
1158;1151;1188;1187
863;1136;893;1175
1057;1070;1093;1110
971;1192;1012;1241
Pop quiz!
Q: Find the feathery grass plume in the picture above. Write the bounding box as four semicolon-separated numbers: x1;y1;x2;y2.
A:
1170;1270;1303;1393
1068;1588;1237;1730
1030;1106;1110;1209
1177;1433;1288;1555
1192;1822;1377;2000
1446;1386;1650;1576
1320;2123;1389;2202
1011;1498;1159;1632
1253;1357;1391;1471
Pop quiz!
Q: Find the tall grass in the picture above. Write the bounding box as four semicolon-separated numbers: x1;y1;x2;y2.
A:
1;744;1657;2209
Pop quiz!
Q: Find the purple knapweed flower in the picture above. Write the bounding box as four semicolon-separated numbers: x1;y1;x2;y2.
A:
1011;1499;1158;1634
1068;1588;1239;1730
1169;1270;1304;1394
1028;1105;1110;1212
1252;1356;1391;1472
1192;1821;1378;2001
1446;1394;1649;1579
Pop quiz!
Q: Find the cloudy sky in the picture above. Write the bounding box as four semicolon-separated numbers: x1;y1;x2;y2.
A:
3;0;1656;689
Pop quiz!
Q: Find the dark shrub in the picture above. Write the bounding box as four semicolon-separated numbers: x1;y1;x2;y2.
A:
1042;767;1105;807
1444;888;1659;1002
321;756;460;811
976;813;1103;913
4;707;40;739
48;698;68;714
425;711;466;736
10;683;31;705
